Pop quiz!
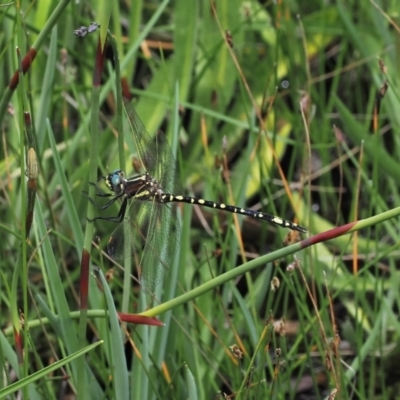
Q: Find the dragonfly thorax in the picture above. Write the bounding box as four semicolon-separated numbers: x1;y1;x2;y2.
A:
142;173;166;201
123;171;166;202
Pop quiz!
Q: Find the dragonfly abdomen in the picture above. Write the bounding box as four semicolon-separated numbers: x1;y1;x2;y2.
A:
161;193;306;233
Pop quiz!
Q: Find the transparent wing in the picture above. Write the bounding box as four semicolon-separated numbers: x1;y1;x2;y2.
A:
138;202;180;293
123;97;177;193
153;130;176;193
107;198;180;293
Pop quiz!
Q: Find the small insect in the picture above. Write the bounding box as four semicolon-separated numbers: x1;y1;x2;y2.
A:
84;99;306;292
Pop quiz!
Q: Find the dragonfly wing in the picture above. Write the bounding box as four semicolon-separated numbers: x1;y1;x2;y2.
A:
139;202;180;293
123;98;158;174
123;97;177;192
107;217;146;262
107;198;180;294
152;130;176;192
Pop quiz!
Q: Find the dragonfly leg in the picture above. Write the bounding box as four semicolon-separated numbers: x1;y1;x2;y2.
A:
83;181;114;198
83;191;122;209
87;197;128;223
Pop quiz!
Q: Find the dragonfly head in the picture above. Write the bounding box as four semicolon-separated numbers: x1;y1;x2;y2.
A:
105;169;126;194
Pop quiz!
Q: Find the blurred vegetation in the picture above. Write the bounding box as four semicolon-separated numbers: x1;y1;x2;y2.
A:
1;0;400;399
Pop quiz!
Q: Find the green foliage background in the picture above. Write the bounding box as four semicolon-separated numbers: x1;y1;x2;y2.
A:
1;0;400;399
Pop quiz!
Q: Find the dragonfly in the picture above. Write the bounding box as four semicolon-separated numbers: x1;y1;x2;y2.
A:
84;98;307;293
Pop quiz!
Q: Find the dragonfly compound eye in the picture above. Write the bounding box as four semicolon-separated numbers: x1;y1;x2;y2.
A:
108;171;125;194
